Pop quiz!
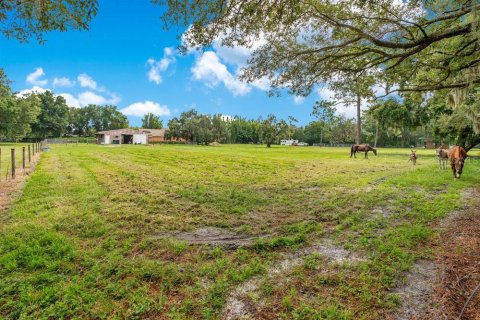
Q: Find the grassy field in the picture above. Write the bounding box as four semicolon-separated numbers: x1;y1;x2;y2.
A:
0;144;479;319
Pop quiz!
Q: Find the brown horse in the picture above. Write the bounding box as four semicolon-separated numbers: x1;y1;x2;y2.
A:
436;147;449;170
350;144;377;158
447;146;467;179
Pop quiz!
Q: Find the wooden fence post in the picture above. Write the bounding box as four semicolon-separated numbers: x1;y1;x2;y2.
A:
11;148;15;179
22;147;25;169
28;145;31;163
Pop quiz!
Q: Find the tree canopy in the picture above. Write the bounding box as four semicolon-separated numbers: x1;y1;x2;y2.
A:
141;113;163;129
0;0;98;44
158;0;480;95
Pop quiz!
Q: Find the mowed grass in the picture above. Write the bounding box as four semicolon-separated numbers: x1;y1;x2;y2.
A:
0;144;479;319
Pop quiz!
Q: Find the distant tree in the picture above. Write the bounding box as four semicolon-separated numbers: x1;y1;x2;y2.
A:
179;109;200;142
211;114;227;143
260;114;288;148
0;94;41;141
228;117;260;144
141;113;163;129
330;115;356;145
311;101;336;144
167;117;182;141
101;105;128;130
67;105;128;136
0;69;11;96
30;91;69;138
196;115;214;145
304;122;325;146
292;127;306;143
1;0;98;44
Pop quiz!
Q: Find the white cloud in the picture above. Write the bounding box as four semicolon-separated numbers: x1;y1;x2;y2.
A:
77;91;120;106
53;77;75;87
77;73;102;91
146;47;176;85
192;51;251;96
251;76;270;91
212;35;266;67
16;86;49;97
120;101;171;117
317;86;369;119
293;96;305;105
59;93;80;108
26;68;48;86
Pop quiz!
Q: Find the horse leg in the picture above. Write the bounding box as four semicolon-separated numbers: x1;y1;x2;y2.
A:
450;161;457;179
365;151;368;158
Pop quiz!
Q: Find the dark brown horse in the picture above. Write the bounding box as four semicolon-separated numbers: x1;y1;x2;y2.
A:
448;146;467;179
350;144;377;158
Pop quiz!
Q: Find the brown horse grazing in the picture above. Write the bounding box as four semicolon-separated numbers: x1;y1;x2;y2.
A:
448;146;467;179
350;144;377;158
409;149;418;165
436;148;449;170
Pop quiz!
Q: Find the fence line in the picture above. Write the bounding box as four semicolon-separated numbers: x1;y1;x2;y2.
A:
44;138;96;144
0;141;45;183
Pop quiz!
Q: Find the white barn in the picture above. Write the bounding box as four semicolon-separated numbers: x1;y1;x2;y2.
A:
96;129;167;145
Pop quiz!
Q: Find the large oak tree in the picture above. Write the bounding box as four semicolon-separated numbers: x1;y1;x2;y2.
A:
157;0;480;147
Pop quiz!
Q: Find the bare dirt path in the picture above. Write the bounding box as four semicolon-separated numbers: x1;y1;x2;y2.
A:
392;188;480;320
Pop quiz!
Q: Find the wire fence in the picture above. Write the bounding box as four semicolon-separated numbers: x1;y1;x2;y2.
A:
44;138;97;144
0;141;45;183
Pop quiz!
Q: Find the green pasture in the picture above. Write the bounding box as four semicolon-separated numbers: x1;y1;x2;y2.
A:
0;144;479;319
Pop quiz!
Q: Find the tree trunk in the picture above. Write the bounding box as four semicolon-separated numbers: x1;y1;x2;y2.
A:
465;136;480;152
356;93;361;144
374;122;379;148
320;130;323;145
267;142;271;148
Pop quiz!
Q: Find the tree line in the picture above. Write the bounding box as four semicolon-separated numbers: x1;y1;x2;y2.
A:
0;70;166;141
1;67;472;147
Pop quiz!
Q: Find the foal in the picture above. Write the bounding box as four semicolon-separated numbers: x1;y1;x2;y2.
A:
409;149;418;165
436;148;449;169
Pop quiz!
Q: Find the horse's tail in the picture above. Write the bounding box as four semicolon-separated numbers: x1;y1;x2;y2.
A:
350;145;354;157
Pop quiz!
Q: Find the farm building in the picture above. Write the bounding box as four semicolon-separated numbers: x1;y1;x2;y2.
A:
96;129;167;145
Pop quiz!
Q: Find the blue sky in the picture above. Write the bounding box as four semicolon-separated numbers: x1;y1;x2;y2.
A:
0;0;359;127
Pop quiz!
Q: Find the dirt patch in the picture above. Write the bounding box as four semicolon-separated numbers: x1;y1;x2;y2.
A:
392;260;438;320
221;240;366;320
372;207;395;218
155;227;263;249
303;186;321;192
